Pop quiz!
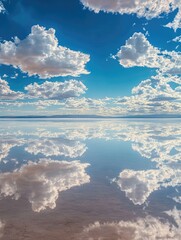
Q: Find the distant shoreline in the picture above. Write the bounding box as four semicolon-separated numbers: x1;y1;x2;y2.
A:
0;115;181;119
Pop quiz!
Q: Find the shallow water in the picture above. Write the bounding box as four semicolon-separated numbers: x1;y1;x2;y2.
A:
0;119;180;239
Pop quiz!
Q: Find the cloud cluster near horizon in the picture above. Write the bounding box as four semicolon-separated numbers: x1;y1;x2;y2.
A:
0;78;87;101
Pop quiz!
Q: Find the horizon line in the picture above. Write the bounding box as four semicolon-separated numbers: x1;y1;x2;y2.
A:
0;114;181;119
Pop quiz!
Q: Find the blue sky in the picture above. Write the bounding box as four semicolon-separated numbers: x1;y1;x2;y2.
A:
0;0;180;116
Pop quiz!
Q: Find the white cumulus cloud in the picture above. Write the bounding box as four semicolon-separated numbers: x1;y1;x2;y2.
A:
25;80;87;100
0;25;90;79
116;32;181;75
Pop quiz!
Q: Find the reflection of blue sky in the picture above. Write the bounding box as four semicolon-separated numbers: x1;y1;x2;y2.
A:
0;119;181;212
110;120;181;206
0;138;25;163
1;119;181;164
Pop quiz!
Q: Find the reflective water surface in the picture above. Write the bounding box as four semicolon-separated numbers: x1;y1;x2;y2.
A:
0;119;180;239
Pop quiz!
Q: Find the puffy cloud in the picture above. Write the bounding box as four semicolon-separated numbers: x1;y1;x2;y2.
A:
25;80;87;100
162;50;181;75
25;138;87;158
116;32;160;68
78;209;181;240
0;159;90;212
132;76;181;102
116;32;181;75
0;79;24;100
80;0;181;30
0;78;88;112
80;0;176;18
0;25;90;79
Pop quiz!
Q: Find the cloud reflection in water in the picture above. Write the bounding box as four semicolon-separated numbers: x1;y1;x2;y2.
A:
79;208;181;240
0;159;90;212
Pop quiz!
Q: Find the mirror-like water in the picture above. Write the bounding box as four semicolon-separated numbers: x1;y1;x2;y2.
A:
0;119;180;239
